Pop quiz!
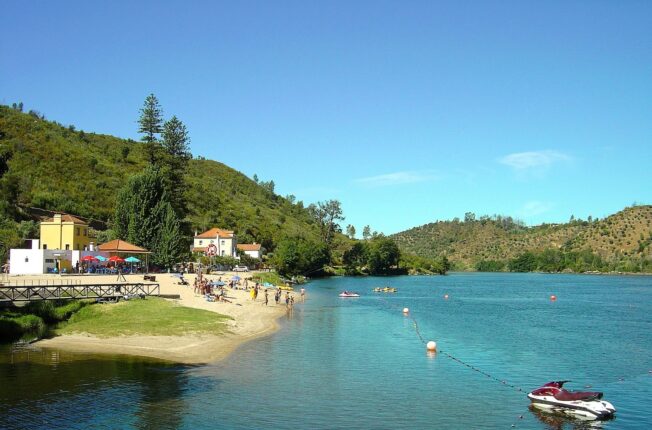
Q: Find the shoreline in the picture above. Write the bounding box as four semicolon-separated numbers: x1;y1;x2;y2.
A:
19;271;293;364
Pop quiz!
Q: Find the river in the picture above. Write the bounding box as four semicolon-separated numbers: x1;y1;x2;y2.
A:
1;273;651;429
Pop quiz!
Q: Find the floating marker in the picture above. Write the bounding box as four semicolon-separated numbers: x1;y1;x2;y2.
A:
403;307;409;314
550;295;557;301
427;341;437;351
444;294;449;300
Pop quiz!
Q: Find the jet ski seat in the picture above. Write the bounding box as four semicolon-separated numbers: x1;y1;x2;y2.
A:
554;390;603;401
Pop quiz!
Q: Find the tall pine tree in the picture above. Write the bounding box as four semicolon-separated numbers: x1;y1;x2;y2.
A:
161;116;190;160
138;93;164;165
161;116;191;218
153;202;186;268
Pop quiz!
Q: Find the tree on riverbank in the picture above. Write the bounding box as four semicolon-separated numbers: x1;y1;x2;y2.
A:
113;167;186;269
342;236;404;275
272;236;330;276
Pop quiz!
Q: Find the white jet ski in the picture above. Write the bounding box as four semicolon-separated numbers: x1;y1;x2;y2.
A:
527;381;616;420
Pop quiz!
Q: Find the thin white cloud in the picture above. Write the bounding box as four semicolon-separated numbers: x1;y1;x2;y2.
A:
355;170;438;187
499;150;571;170
518;200;555;218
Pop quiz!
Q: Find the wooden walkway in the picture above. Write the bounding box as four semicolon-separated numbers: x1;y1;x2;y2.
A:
0;283;160;303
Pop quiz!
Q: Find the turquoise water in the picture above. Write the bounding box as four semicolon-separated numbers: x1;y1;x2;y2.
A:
1;273;651;429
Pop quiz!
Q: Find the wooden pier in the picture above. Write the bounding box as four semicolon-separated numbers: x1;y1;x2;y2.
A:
0;283;160;303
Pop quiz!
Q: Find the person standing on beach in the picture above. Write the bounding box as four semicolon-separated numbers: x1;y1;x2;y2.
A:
300;287;305;302
274;289;280;305
264;289;269;306
285;292;290;309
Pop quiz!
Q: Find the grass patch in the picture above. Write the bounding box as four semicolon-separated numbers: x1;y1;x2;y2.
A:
1;300;93;341
0;314;44;339
251;272;284;285
57;297;231;337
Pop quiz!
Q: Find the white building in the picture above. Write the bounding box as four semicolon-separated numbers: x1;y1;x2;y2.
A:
192;228;238;258
237;243;262;259
9;239;107;275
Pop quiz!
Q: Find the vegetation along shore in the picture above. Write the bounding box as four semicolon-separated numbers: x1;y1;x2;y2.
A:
1;95;650;362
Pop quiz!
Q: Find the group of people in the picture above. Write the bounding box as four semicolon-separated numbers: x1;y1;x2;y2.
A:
186;273;304;309
193;275;231;302
249;282;294;309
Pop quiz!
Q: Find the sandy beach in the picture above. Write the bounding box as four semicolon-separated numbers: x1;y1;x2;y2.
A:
10;271;295;364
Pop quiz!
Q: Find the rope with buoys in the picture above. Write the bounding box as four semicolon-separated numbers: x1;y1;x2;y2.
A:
376;295;527;395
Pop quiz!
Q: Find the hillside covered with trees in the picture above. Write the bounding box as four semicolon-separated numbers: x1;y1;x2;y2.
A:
391;206;652;273
0;101;443;276
0;101;333;260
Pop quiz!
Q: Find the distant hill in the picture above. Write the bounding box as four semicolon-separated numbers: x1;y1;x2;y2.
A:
0;105;320;251
391;206;652;272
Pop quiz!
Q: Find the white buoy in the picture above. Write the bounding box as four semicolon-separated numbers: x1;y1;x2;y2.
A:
427;341;437;352
403;307;409;314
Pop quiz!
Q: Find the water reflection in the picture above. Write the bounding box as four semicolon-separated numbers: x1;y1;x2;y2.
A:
529;405;611;430
0;344;189;430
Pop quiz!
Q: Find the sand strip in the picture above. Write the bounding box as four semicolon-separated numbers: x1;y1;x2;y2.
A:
16;272;294;364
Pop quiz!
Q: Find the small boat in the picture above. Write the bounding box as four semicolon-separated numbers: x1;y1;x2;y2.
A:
373;287;397;293
339;291;360;298
527;381;616;420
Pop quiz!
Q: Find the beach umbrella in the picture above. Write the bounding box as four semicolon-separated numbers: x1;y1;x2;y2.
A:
81;255;99;262
95;255;108;262
231;275;241;281
108;256;125;270
263;282;273;287
124;256;140;273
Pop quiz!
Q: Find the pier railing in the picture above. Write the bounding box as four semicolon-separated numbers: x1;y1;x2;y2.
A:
0;283;160;303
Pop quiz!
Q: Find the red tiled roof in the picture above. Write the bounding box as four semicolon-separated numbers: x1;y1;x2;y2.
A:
46;214;87;224
237;244;261;251
98;239;150;253
195;228;234;239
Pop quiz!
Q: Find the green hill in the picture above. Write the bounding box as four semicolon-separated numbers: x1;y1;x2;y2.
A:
391;207;652;273
0;105;320;256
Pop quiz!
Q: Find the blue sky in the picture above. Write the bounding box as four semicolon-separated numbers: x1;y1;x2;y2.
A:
2;1;651;235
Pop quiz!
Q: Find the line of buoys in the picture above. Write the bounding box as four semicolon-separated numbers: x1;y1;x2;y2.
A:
393;299;529;397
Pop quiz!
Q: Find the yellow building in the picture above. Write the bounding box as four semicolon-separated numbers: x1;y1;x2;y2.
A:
40;213;91;251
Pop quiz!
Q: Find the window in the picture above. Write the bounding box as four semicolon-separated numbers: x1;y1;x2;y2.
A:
43;244;47;250
199;240;203;245
221;240;225;245
77;227;80;236
83;229;87;236
25;257;29;263
65;244;70;250
210;240;214;244
45;259;54;263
